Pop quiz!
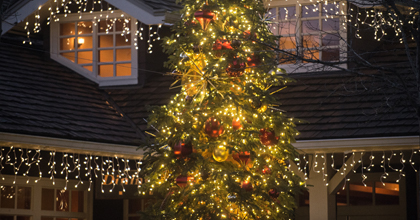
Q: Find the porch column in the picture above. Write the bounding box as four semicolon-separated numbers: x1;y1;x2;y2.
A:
306;154;336;220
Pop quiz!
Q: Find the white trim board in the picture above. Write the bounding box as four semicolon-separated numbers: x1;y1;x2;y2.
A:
0;132;144;159
294;136;420;153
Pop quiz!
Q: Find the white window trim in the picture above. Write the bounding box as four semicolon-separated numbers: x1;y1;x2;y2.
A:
0;175;93;220
267;0;348;74
50;11;138;87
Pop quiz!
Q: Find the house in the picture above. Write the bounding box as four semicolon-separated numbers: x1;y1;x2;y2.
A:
0;0;418;220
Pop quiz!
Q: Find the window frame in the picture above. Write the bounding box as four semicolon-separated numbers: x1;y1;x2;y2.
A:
267;0;348;73
0;175;93;220
50;10;138;87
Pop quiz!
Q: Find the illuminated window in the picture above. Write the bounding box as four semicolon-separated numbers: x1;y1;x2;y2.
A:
336;181;400;206
267;2;346;72
0;176;91;220
51;11;138;86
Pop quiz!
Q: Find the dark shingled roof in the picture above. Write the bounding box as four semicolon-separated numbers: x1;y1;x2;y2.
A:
0;41;144;146
107;71;418;141
140;0;183;11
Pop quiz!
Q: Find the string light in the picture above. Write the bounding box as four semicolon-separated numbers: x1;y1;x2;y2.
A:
0;146;141;193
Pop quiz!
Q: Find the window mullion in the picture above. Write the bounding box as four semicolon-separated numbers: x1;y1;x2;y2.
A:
296;3;302;63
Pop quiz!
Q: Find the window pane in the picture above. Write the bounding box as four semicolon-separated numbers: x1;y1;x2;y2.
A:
116;19;131;31
77;51;93;64
77;21;93;34
322;3;339;16
279;21;296;36
99;50;113;62
42;188;54;210
116;35;131;46
129;199;142;214
278;51;296;64
302;20;319;33
321;49;339;61
77;36;92;49
83;66;93;72
267;8;276;20
280;36;296;50
99;65;114;77
375;182;399;205
60;23;75;36
322;34;339;46
60;37;75;50
1;186;15;208
17;187;31;209
99;20;113;33
71;190;84;212
0;215;14;220
303;50;319;62
116;63;131;76
349;182;373;206
56;189;69;212
336;186;347;206
322;18;339;31
17;216;31;220
279;6;296;20
116;49;131;61
61;52;75;63
302;35;320;48
99;35;113;48
302;4;319;18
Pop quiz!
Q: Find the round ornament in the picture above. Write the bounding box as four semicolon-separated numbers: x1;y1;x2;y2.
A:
269;188;279;198
176;175;194;188
259;128;279;146
204;117;224;137
232;118;242;130
226;59;245;77
213;145;229;162
247;55;261;67
173;142;193;158
262;166;271;175
241;180;253;191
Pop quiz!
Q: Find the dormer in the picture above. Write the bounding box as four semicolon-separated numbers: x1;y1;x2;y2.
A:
1;0;181;87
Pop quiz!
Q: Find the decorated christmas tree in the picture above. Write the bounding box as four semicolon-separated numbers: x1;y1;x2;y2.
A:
139;0;304;219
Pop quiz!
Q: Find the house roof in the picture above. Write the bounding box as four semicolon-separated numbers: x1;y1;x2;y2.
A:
106;71;418;141
0;39;145;146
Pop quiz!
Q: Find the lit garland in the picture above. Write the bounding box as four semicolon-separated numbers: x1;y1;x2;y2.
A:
0;146;142;193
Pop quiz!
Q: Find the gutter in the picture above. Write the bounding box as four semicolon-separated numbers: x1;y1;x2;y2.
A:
0;132;144;159
294;136;419;153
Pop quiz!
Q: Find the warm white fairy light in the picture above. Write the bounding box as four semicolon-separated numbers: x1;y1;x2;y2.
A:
380;151;389;186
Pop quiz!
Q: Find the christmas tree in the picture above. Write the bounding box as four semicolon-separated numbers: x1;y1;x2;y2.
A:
139;0;304;219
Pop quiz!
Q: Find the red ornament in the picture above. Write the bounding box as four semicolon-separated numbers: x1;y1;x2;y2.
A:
176;175;194;187
259;129;279;146
204;117;224;137
233;151;250;164
226;59;245;77
232;118;242;130
262;166;271;174
173;142;193;158
247;55;261;67
194;10;215;30
241;180;253;191
269;188;279;198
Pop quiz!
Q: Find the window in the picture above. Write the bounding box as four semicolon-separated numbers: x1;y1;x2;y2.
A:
267;1;346;72
51;11;138;86
0;175;91;220
336;181;400;206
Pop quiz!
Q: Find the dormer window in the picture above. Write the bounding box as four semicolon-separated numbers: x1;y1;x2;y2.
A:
267;1;347;73
51;11;138;86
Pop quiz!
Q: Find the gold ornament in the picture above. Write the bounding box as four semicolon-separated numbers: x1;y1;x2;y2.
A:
213;145;229;162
